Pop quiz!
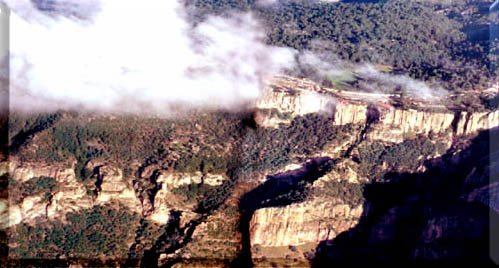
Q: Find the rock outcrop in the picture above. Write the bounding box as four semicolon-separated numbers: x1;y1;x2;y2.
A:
331;101;368;126
255;90;334;117
255;83;499;143
149;171;227;224
248;159;365;254
7;161;94;226
6;160;141;226
93;165;142;212
250;200;363;247
6;159;229;227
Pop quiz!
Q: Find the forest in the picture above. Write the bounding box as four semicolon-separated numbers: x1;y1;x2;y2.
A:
8;111;355;183
186;0;496;92
8;204;143;260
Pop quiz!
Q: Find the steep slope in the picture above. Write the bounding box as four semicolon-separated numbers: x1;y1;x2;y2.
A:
255;77;499;143
2;75;498;266
313;127;499;264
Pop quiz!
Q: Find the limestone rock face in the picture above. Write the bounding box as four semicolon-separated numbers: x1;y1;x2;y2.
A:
255;90;334;116
6;160;142;227
7;161;94;226
161;171;225;188
9;161;74;183
148;172;173;224
94;165;142;213
332;102;368;126
254;86;499;143
249;160;365;249
0;199;8;229
148;171;227;224
5;158;230;228
250;200;363;247
455;110;499;136
9;195;47;227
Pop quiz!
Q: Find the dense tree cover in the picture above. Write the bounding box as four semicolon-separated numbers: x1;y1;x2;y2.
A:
172;182;221;203
313;179;364;207
233;114;357;175
357;134;448;179
12;111;354;180
171;180;237;214
8;205;140;259
9;176;57;204
161;112;356;214
8;112;63;154
187;0;495;92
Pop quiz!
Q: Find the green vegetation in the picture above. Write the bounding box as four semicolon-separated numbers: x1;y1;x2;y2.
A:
9;176;57;204
205;220;237;239
314;180;365;207
357;135;448;179
172;182;221;203
187;0;494;92
8;112;64;154
11;111;354;180
235;114;357;175
8;204;140;259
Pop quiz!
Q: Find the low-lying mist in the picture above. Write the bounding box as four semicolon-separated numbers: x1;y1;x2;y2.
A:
290;50;447;103
3;0;296;115
2;0;449;117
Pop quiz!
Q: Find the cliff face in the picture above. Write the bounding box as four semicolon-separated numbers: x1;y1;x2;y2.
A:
255;90;334;117
148;171;226;224
255;88;499;143
248;159;365;256
7;160;140;227
455;111;499;136
248;80;498;260
7;161;95;227
250;200;363;247
369;108;499;141
5;159;227;227
4;76;498;264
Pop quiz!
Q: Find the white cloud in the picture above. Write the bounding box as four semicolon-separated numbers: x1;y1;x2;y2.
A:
3;0;296;115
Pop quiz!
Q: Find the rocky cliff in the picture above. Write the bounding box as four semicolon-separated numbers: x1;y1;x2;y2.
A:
255;82;499;143
148;171;226;224
249;200;363;248
248;78;498;262
4;159;228;227
3;75;498;265
7;160;95;227
243;158;366;262
255;90;334;117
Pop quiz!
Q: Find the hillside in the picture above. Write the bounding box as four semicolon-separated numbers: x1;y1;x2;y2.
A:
2;74;498;266
2;0;499;266
186;0;497;93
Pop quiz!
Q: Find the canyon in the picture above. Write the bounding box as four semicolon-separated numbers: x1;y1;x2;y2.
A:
2;75;498;265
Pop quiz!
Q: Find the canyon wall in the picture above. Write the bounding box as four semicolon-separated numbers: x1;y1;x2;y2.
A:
255;90;334;117
4;159;228;227
255;89;499;142
250;200;363;247
248;159;365;253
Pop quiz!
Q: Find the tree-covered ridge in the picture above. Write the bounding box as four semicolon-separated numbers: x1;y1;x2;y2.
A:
8;204;144;259
186;0;495;92
9;111;356;180
9;111;242;175
356;134;449;180
9;176;57;204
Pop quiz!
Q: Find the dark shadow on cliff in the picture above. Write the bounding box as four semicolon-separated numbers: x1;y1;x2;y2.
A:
231;157;335;267
8;112;63;155
312;127;499;266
